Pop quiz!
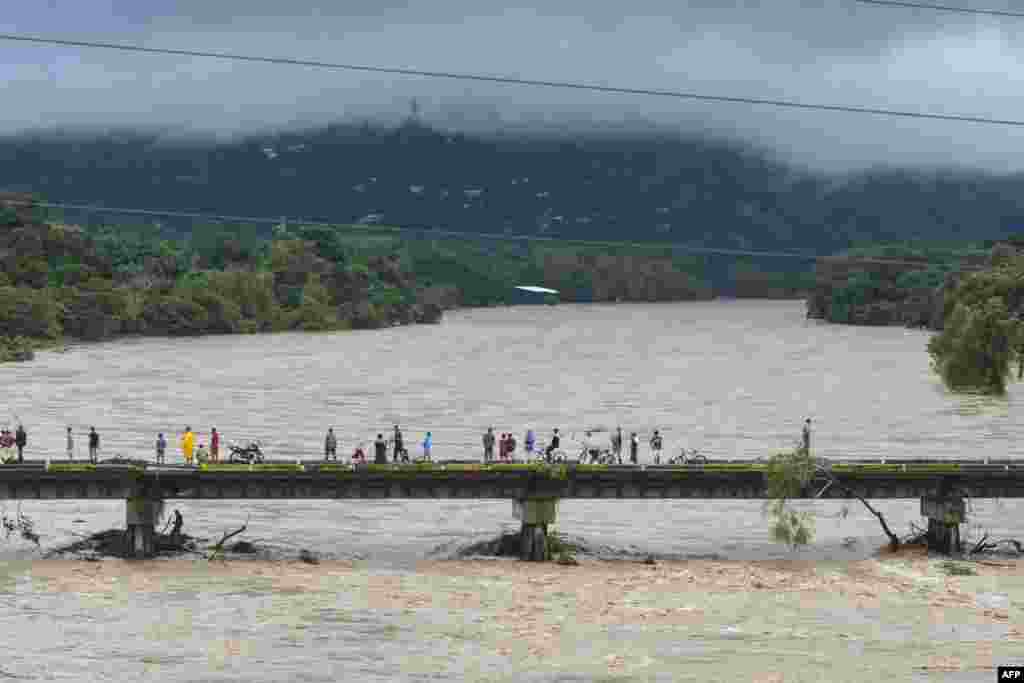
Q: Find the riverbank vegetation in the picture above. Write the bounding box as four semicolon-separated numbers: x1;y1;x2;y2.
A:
0;195;448;359
806;240;998;327
927;252;1024;394
1;193;813;361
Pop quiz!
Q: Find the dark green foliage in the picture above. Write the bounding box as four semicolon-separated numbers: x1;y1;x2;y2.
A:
140;294;210;336
928;298;1022;394
6;123;1023;270
0;207;17;227
895;266;950;291
764;448;817;550
927;258;1024;394
0;286;62;338
294;224;348;264
828;270;880;323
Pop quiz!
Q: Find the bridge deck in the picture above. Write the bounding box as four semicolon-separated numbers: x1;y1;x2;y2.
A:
0;459;1021;500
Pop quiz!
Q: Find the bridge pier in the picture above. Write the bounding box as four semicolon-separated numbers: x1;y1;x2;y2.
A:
125;497;162;559
515;498;558;562
921;496;965;554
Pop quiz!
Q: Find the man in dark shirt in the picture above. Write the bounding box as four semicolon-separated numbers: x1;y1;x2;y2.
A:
374;434;388;464
88;427;100;463
483;428;495;463
393;425;404;462
545;428;561;461
14;425;26;463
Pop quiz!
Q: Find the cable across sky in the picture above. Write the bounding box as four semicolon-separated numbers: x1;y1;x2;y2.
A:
32;198;984;268
855;0;1024;18
2;32;1024;127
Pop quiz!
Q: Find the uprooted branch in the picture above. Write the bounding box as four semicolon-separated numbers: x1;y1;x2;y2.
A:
969;534;1023;555
814;464;901;551
1;503;39;546
206;515;250;561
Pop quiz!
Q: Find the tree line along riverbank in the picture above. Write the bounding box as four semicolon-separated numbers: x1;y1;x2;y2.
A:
0;193;818;361
805;240;1022;330
6;190;1018;364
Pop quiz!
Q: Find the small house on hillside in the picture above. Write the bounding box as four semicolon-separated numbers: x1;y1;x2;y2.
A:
512;285;559;305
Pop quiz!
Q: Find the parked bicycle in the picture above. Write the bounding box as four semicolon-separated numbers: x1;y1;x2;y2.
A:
667;448;708;465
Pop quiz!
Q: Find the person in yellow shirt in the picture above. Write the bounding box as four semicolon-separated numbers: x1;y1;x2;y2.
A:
181;426;196;466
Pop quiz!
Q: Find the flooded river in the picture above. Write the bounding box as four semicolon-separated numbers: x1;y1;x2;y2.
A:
0;300;1022;680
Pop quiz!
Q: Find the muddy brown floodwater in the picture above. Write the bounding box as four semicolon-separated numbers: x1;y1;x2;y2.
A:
4;549;1021;682
2;301;1024;680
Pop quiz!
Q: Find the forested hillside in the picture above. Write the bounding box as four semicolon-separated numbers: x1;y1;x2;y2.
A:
2;119;1022;256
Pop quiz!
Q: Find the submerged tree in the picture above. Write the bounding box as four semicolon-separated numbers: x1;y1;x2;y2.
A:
927;257;1024;395
928;297;1024;395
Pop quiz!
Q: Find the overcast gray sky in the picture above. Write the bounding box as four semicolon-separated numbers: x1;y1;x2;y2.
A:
2;0;1024;171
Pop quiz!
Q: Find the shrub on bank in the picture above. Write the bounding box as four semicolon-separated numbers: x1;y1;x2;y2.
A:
141;294;210;336
0;286;62;338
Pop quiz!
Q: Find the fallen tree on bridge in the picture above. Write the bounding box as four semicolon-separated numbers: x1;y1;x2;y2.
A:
765;447;902;552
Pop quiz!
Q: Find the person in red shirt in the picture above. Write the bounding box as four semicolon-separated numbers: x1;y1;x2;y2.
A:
210;428;220;463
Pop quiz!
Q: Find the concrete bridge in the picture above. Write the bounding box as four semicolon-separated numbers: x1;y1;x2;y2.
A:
1;459;1021;559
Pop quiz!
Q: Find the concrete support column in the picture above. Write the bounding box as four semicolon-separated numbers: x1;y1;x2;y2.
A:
515;498;558;562
921;496;965;554
125;497;161;559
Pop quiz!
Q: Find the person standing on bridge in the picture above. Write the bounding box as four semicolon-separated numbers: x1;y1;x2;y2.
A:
324;428;338;461
525;429;536;459
393;425;404;463
483;428;495;463
210;428;220;464
66;427;74;461
802;418;812;455
181;427;195;466
14;424;26;463
650;430;663;465
545;429;561;462
630;432;639;465
88;427;99;463
507;432;517;461
612;427;623;464
374;434;388;464
156;433;167;464
422;431;432;461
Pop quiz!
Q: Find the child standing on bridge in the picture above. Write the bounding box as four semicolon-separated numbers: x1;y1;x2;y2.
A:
156;433;167;464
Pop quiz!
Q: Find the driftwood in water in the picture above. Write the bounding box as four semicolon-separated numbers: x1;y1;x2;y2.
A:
207;516;250;561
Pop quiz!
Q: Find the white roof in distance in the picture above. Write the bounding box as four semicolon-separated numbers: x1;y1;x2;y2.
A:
514;286;559;294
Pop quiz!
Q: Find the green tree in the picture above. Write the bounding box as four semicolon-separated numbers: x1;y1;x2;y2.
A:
764;447;902;552
927;297;1023;394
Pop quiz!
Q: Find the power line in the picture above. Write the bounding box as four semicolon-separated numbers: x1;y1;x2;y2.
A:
855;0;1024;18
2;33;1024;127
32;198;985;268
